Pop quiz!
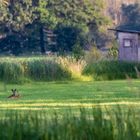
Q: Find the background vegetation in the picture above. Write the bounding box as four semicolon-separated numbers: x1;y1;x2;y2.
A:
83;61;140;81
0;57;139;83
0;0;108;55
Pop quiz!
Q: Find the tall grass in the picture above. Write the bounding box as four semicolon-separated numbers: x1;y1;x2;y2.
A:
58;57;87;80
0;107;139;140
1;57;140;83
83;60;140;80
0;57;72;83
27;59;71;81
0;61;24;83
0;56;89;83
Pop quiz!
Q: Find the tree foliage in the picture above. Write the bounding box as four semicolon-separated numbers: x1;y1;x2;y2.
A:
54;25;85;53
37;0;106;30
2;0;34;32
121;3;140;25
37;0;107;53
0;0;9;6
0;0;108;55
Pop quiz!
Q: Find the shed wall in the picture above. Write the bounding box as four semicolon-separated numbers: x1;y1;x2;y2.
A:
118;32;139;61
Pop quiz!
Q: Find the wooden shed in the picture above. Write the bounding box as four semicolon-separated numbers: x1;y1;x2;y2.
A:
111;25;140;61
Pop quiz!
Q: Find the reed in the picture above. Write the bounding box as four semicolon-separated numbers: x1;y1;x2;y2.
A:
83;60;140;80
0;57;72;83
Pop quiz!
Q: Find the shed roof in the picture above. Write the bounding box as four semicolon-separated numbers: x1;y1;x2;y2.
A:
109;25;140;34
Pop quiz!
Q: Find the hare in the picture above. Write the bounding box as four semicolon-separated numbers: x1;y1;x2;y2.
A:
8;89;20;99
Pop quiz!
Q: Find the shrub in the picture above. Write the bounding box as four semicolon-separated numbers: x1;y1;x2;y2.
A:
107;40;119;60
72;42;85;61
107;47;118;60
85;47;102;64
83;60;140;80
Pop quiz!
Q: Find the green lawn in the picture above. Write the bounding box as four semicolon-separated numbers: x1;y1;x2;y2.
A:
0;80;140;112
0;80;139;140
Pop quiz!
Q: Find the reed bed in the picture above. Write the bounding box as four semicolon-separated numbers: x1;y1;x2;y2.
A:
0;56;89;83
83;60;140;80
0;57;140;83
0;57;73;83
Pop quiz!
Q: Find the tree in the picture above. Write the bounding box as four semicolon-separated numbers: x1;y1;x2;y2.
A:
7;0;35;32
121;3;140;25
0;0;108;55
37;0;107;53
0;0;9;26
54;25;86;53
0;0;9;6
38;0;106;29
0;0;36;55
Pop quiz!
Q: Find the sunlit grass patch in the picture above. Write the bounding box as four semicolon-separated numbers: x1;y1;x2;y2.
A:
0;101;140;112
0;80;139;112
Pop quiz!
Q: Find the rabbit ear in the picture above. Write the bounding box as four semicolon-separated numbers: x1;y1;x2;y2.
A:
11;89;14;92
14;89;17;92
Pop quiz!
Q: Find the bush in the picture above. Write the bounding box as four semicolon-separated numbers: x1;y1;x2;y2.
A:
85;47;102;64
107;40;119;60
83;60;140;80
72;42;85;60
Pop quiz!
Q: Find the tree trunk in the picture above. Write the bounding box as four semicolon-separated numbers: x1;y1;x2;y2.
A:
40;25;46;54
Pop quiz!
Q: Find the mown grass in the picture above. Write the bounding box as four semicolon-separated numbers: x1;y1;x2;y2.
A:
0;80;139;139
0;80;140;112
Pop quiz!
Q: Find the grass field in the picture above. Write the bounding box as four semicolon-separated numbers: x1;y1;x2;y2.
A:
0;80;140;140
0;80;140;112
